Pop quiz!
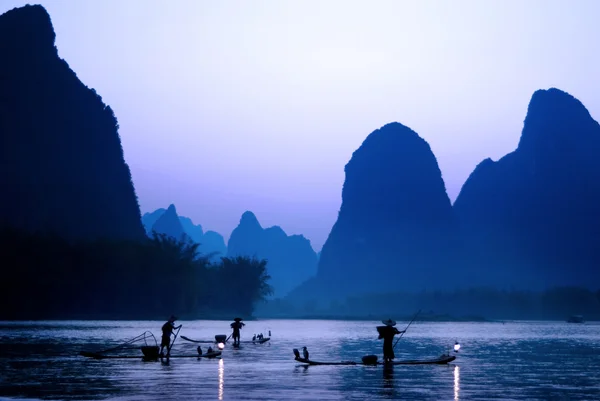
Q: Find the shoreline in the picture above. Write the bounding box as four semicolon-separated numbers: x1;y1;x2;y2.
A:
0;316;593;323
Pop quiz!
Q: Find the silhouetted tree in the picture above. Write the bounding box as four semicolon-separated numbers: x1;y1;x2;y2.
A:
0;228;272;319
213;256;273;316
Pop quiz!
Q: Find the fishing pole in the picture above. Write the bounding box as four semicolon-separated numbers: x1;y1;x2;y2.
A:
167;325;182;357
393;309;421;350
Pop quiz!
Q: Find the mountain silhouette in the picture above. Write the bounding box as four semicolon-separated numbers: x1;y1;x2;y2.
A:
0;5;144;241
179;216;204;242
142;206;227;259
151;204;186;240
227;211;318;297
141;208;166;235
201;230;227;259
291;122;460;301
454;88;600;289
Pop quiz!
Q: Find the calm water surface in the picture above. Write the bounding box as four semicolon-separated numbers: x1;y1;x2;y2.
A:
1;320;599;400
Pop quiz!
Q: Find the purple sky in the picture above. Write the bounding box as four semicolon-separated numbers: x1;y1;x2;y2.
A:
3;1;600;251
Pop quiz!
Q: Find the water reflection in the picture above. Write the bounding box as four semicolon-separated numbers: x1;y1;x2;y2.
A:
218;358;224;400
383;364;394;384
2;320;600;400
453;365;460;401
381;364;397;400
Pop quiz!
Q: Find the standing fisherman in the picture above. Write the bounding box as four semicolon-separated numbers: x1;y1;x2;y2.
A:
230;317;245;346
377;319;405;363
160;315;182;357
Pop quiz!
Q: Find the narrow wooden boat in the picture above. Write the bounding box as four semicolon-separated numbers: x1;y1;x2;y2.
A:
80;349;222;360
181;335;270;344
232;338;270;344
295;357;357;366
78;331;225;362
250;337;270;344
180;336;216;343
293;353;456;366
387;354;456;365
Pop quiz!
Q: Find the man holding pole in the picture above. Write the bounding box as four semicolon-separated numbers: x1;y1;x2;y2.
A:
377;310;420;363
377;319;405;363
160;315;182;357
230;317;245;346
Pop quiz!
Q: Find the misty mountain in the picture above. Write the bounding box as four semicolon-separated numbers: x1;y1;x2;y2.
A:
304;122;461;299
227;211;318;298
150;204;186;240
142;206;227;260
141;208;166;234
179;216;204;242
0;5;145;241
200;231;227;260
454;88;600;289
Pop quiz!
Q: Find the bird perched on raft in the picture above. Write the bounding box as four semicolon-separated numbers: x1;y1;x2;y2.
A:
302;347;309;360
292;348;310;360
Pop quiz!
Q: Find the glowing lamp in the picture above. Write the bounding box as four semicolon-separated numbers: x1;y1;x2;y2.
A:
453;342;461;353
217;342;225;350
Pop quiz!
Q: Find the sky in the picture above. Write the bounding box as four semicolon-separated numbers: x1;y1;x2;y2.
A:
2;0;600;251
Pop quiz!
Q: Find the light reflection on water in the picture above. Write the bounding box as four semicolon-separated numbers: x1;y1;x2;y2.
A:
218;358;224;400
0;320;599;400
454;364;460;401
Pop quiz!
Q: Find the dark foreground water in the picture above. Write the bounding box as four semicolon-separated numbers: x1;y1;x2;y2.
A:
1;320;599;400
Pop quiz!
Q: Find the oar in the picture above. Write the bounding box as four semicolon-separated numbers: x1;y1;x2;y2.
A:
167;325;182;357
393;309;421;350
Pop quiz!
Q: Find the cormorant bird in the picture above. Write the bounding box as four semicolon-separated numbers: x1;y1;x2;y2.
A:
197;346;202;355
302;346;309;360
293;348;300;359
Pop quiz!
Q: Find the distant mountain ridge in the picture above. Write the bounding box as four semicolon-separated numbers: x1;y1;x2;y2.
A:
142;206;227;260
151;205;186;240
0;5;145;241
227;211;318;298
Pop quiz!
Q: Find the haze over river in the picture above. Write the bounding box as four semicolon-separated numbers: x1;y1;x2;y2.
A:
1;320;599;400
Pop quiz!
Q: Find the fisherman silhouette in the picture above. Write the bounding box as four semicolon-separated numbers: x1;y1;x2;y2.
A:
230;318;245;346
377;319;405;363
160;315;182;357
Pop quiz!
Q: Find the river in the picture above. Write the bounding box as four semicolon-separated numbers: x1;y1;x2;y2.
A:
1;320;599;400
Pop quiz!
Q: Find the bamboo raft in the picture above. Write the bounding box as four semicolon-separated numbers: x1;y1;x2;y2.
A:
293;349;456;366
80;349;222;361
181;335;271;344
79;331;222;362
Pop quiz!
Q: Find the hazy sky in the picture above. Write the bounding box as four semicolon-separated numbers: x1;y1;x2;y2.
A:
2;1;600;250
